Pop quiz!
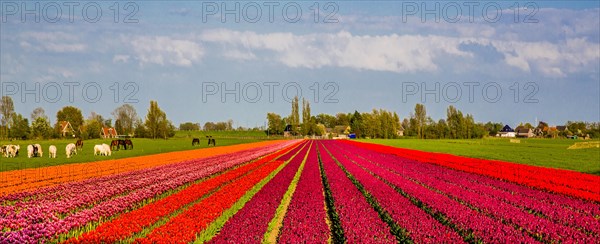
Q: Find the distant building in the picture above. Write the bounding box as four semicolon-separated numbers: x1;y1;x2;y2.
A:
397;126;404;137
101;127;118;139
58;121;75;137
497;125;516;138
516;128;534;138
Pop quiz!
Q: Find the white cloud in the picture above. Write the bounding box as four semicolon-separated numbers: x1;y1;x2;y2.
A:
199;29;599;77
129;36;204;67
20;31;86;53
201;29;472;73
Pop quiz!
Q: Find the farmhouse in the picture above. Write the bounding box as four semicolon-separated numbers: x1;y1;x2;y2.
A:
497;125;516;138
101;127;118;139
516;128;534;138
58;121;75;137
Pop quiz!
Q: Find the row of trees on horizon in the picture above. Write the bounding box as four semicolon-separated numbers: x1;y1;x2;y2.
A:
265;96;600;139
0;96;176;140
2;95;598;140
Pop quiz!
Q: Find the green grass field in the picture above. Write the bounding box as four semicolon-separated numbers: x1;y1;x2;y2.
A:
360;138;600;175
0;131;275;172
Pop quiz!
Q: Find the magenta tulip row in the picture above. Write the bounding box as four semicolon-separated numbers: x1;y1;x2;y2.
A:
209;143;309;243
323;141;467;243
317;143;395;243
278;144;329;243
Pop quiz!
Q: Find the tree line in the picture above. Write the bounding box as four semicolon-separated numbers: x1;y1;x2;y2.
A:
266;99;600;139
0;96;175;140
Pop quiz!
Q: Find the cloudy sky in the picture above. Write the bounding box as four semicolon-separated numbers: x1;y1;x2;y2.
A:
1;1;599;127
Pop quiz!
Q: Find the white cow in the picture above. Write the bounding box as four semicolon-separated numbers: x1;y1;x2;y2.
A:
66;143;77;158
102;143;112;156
27;145;34;158
49;145;57;158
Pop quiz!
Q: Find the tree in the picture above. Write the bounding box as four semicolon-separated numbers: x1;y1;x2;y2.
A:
0;96;15;139
290;96;300;135
413;103;427;139
82;112;105;139
9;113;30;140
112;104;138;136
446;105;465;139
267;113;284;135
315;113;336;128
335;113;350;126
31;116;53;139
31;107;48;121
134;118;147;138
301;98;313;135
483;122;503;136
350;111;364;138
180;122;201;131
56;106;84;137
144;100;168;139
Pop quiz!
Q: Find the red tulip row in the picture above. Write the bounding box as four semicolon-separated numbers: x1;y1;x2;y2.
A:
336;141;599;243
134;159;285;243
208;142;310;243
317;143;395;243
68;141;300;243
342;140;600;202
322;141;465;243
278;143;329;243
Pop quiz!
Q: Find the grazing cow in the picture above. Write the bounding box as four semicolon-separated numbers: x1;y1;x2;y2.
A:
102;143;112;156
49;145;57;158
0;145;5;157
66;143;77;158
76;139;84;151
110;140;120;151
34;144;43;157
13;145;19;157
124;139;133;150
93;145;102;155
192;138;200;146
27;145;34;158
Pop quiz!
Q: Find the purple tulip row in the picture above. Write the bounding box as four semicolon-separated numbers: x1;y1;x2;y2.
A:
317;143;396;243
322;141;466;243
334;142;599;243
209;142;310;243
278;143;329;243
329;142;536;243
0;141;298;244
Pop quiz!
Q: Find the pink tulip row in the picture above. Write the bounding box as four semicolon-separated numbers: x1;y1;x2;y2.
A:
329;142;536;243
278;143;329;243
339;142;599;243
0;141;298;244
317;143;395;243
209;142;310;243
322;141;465;243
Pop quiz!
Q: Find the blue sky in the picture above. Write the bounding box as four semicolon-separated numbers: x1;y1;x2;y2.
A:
1;1;599;128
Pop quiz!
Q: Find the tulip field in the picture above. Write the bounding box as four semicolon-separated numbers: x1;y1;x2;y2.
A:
1;139;599;243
